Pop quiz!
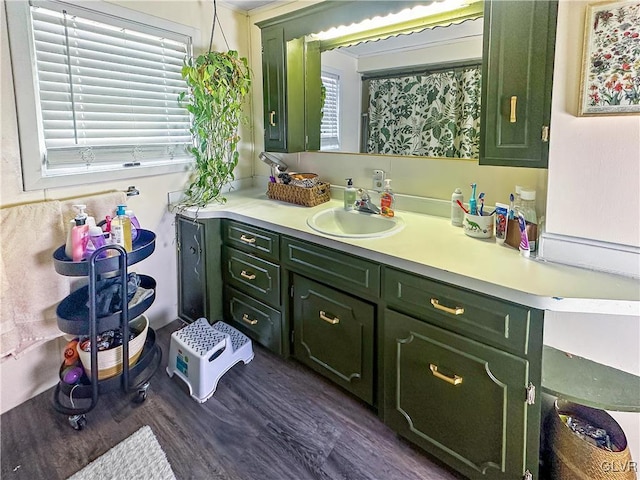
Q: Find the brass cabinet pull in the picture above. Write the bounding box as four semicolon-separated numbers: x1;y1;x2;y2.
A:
242;313;258;325
430;298;464;316
319;310;339;325
240;270;256;280
510;95;517;123
430;364;463;386
240;234;256;244
269;111;276;126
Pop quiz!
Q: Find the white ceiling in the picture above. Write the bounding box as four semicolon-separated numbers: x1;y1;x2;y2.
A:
219;0;285;12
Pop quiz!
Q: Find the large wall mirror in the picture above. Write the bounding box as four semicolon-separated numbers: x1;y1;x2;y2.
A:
318;17;483;158
304;1;485;159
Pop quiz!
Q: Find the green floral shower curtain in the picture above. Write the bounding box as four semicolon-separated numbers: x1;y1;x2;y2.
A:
367;66;481;158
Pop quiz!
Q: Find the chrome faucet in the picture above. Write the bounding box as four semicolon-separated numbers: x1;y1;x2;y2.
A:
355;189;380;214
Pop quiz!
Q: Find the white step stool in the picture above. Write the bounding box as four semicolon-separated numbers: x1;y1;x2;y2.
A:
166;318;254;403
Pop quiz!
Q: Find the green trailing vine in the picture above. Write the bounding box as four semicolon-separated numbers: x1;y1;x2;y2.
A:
178;50;251;207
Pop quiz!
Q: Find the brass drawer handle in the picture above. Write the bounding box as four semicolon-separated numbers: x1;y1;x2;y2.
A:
430;364;463;386
430;298;464;315
240;270;256;280
510;95;517;123
269;111;276;127
319;310;339;325
242;313;258;325
240;234;256;244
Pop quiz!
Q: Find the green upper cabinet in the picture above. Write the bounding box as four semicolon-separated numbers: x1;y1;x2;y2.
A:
480;0;558;168
261;26;287;152
259;27;318;153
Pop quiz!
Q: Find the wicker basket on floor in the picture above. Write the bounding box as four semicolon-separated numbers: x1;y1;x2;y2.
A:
267;182;330;207
548;400;637;480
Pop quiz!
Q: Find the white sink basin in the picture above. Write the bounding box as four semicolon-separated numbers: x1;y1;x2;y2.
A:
307;207;404;238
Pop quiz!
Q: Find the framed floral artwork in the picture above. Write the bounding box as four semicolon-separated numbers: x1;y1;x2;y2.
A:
579;1;640;115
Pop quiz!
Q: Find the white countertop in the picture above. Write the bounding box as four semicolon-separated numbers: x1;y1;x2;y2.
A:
175;187;640;316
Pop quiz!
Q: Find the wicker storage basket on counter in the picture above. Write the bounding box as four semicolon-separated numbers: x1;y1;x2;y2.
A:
267;182;330;207
548;399;637;480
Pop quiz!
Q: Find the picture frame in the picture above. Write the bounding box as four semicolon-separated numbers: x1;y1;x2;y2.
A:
578;1;640;116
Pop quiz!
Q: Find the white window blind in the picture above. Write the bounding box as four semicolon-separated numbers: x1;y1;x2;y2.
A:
29;1;192;171
321;71;340;151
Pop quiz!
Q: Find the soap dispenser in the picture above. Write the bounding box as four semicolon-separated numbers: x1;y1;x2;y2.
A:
380;179;395;217
344;178;356;211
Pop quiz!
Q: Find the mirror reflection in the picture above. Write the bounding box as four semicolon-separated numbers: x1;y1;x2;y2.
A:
319;17;483;158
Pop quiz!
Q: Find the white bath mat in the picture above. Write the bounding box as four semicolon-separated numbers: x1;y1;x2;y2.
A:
67;425;176;480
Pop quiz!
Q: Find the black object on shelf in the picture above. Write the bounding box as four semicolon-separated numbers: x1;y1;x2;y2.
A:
56;275;156;334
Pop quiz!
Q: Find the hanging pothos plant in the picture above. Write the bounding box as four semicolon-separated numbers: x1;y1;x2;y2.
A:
178;50;251;207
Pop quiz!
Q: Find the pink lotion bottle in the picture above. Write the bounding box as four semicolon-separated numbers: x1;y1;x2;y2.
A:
71;214;89;262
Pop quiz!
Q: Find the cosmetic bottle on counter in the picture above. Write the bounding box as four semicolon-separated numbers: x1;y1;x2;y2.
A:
380;179;395;217
518;189;538;252
344;178;356;211
451;188;464;226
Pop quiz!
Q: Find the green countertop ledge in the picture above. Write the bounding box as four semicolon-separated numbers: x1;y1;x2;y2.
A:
542;345;640;412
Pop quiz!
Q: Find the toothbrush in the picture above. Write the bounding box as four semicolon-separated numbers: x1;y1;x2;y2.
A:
508;193;515;219
456;199;469;214
478;192;485;216
469;183;477;215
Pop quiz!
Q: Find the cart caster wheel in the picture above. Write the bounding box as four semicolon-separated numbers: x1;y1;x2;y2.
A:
134;383;149;403
69;414;87;430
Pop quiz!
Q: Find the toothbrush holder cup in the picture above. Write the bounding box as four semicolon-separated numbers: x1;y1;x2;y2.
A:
463;212;494;239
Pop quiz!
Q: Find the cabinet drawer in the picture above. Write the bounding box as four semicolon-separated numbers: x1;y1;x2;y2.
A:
384;268;539;357
223;220;280;262
384;309;537;479
282;237;380;298
223;247;280;308
224;286;282;355
292;274;374;404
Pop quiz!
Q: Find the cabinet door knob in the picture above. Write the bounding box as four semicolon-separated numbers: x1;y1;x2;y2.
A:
269;111;276;127
319;310;340;325
430;298;464;315
240;234;256;244
242;313;258;325
240;270;256;280
430;364;463;386
510;95;517;123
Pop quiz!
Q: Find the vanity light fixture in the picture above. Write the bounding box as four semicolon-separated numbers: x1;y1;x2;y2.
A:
310;0;469;41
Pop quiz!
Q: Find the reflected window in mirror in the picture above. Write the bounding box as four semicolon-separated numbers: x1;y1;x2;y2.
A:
319;16;484;158
321;70;341;151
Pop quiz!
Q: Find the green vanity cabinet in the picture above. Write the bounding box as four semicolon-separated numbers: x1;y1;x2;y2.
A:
383;267;544;480
282;236;379;405
176;216;222;324
222;220;285;355
291;274;375;404
480;0;558;168
384;310;537;480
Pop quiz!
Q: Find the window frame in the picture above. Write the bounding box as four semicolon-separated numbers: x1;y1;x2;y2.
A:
5;0;199;191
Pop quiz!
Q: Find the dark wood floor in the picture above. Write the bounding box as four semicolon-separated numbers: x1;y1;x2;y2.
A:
1;320;463;480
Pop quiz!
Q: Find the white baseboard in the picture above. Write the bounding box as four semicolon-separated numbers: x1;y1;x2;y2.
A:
539;232;640;279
